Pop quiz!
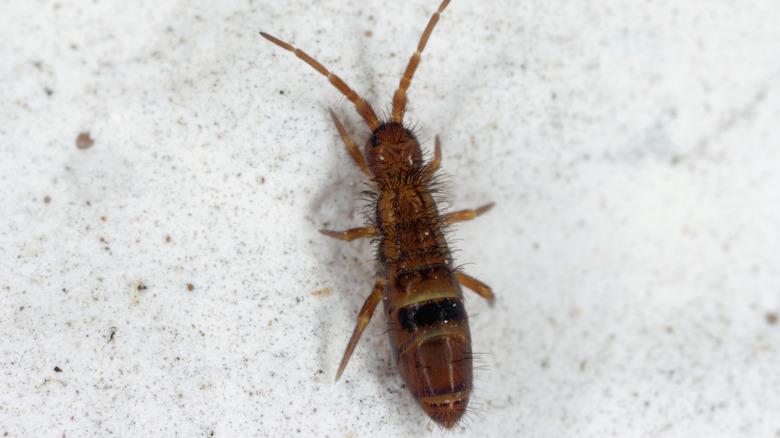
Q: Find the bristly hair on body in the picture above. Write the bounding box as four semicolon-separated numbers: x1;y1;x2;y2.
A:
360;139;455;268
261;0;497;428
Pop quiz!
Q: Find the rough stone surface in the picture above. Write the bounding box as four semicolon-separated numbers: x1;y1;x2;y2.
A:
1;1;779;436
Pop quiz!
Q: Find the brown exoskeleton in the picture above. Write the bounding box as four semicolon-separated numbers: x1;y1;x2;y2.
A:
261;0;495;428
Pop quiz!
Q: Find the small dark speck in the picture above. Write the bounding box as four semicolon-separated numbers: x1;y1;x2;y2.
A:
295;297;301;304
108;327;116;343
540;358;550;369
279;90;285;95
54;366;62;373
767;313;778;325
43;195;51;204
44;87;53;96
100;216;107;222
187;283;194;292
165;235;172;243
364;30;373;37
137;283;147;291
76;132;94;150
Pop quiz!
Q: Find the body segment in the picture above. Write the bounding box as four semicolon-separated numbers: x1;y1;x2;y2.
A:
369;127;473;425
261;0;495;428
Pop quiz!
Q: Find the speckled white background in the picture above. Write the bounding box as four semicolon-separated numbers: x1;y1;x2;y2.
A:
2;0;780;437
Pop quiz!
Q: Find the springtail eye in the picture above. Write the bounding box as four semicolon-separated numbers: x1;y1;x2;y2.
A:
370;135;379;147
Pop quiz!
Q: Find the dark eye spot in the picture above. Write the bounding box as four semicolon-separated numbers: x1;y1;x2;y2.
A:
370;135;378;147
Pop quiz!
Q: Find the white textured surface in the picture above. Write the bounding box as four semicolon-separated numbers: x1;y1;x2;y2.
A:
2;0;780;437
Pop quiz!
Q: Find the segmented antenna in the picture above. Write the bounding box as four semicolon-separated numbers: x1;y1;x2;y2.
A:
260;32;380;131
391;0;452;123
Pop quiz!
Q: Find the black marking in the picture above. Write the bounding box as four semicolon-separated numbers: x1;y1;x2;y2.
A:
395;264;450;289
399;298;464;332
370;135;378;147
397;263;449;278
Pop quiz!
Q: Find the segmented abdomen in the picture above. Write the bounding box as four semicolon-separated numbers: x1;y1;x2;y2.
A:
374;177;473;427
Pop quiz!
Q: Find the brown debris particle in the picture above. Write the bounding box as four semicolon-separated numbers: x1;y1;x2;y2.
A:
43;195;51;204
309;287;333;297
76;132;94;149
131;282;147;306
767;313;778;325
54;366;62;372
165;235;172;243
100;216;107;222
187;283;194;292
364;30;373;37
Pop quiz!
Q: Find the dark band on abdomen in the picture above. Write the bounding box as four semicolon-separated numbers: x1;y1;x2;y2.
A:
398;298;465;332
